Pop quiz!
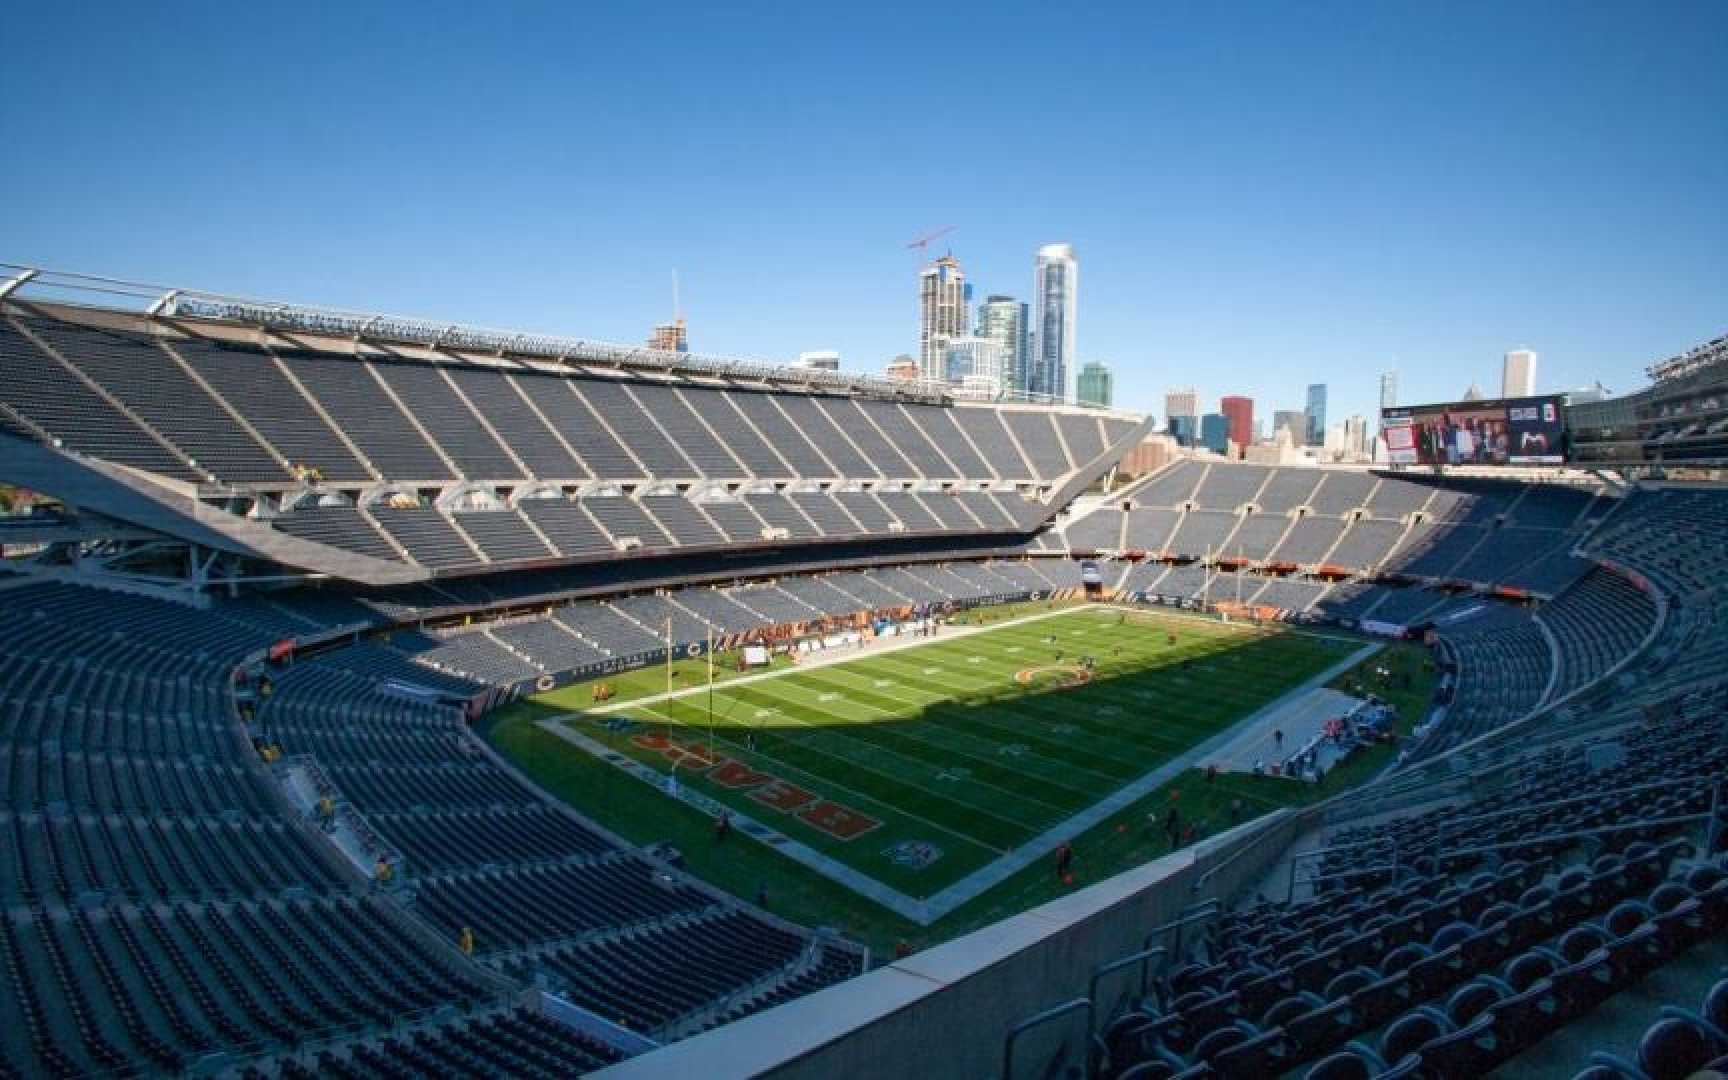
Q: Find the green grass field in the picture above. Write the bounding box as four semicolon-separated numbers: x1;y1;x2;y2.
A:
509;606;1356;889
485;607;1435;952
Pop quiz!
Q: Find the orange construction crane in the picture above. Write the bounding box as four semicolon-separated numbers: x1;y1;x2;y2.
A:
905;225;956;252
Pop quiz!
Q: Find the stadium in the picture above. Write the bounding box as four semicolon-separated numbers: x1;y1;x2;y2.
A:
0;263;1723;1080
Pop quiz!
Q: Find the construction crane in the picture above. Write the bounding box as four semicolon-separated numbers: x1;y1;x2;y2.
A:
905;225;956;252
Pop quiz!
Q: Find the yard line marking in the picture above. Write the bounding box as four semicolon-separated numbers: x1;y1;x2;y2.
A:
583;602;1097;716
736;677;1085;812
855;643;1300;753
858;650;1195;729
738;680;1088;813
779;671;1128;790
633;697;1045;839
601;705;1012;855
803;666;1143;779
660;680;1064;832
550;603;1369;922
913;638;1386;920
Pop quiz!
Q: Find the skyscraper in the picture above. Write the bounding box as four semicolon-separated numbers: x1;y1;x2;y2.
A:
1220;396;1254;453
1076;362;1113;407
1503;349;1538;397
1379;371;1399;431
1165;387;1197;420
918;254;969;381
1200;413;1229;454
1030;243;1078;400
943;337;1007;398
1305;383;1327;446
1165;388;1199;446
1273;409;1307;445
1344;415;1369;459
976;295;1031;396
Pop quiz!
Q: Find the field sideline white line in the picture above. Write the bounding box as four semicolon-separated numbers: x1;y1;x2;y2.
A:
545;635;1383;925
583;603;1098;716
539;723;947;920
915;638;1385;917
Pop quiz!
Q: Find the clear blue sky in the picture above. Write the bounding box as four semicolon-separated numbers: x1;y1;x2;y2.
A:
3;2;1723;426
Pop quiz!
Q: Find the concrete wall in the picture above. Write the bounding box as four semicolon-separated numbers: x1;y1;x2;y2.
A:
594;809;1307;1080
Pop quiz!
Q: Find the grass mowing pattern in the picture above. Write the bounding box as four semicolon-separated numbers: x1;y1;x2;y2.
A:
545;606;1359;899
488;625;1434;954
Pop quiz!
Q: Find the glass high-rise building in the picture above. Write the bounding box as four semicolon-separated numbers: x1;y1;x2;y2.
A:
1165;388;1199;446
1076;361;1113;407
943;337;1007;399
976;295;1030;396
1030;243;1077;401
1200;413;1229;454
918;254;969;382
1305;383;1327;447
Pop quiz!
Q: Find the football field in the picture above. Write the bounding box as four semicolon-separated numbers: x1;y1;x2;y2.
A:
538;605;1362;906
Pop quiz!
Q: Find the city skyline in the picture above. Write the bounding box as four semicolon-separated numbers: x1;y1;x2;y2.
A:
2;4;1720;427
903;243;1576;427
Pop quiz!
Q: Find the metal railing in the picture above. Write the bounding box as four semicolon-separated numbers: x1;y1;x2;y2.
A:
1002;998;1092;1080
1087;946;1166;1032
